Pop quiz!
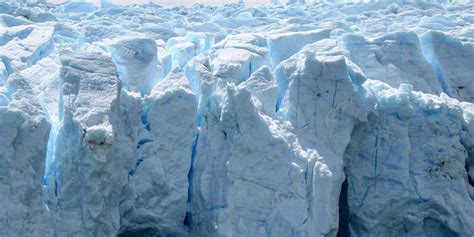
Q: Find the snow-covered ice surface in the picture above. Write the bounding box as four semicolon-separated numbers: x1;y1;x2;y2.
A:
1;0;474;236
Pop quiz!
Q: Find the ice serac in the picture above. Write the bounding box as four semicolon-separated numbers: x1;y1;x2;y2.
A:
420;31;474;102
267;28;331;66
51;50;129;236
211;33;271;85
190;79;311;236
186;35;365;236
340;31;444;95
119;69;197;236
0;61;7;86
15;57;61;178
0;25;54;72
344;82;474;236
238;65;277;117
166;34;208;69
60;1;97;13
0;74;52;236
186;45;305;236
0;13;31;27
275;45;366;236
108;37;162;95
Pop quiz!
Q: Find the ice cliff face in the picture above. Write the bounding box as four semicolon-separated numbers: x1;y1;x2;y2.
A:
1;0;474;236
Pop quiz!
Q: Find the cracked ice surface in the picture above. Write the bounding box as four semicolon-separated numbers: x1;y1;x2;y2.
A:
0;0;474;236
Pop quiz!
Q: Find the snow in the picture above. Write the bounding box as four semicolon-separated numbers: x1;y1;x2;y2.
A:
1;0;474;236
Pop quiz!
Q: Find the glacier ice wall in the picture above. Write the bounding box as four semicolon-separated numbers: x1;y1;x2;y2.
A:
0;1;474;236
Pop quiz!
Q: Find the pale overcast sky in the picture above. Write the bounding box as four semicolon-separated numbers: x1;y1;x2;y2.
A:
49;0;271;7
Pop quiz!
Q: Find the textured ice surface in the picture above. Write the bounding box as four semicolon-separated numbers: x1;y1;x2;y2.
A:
120;69;197;236
0;1;474;236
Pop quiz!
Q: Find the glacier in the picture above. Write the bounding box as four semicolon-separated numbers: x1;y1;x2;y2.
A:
0;0;474;236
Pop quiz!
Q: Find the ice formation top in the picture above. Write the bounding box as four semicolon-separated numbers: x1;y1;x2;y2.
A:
0;0;473;236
